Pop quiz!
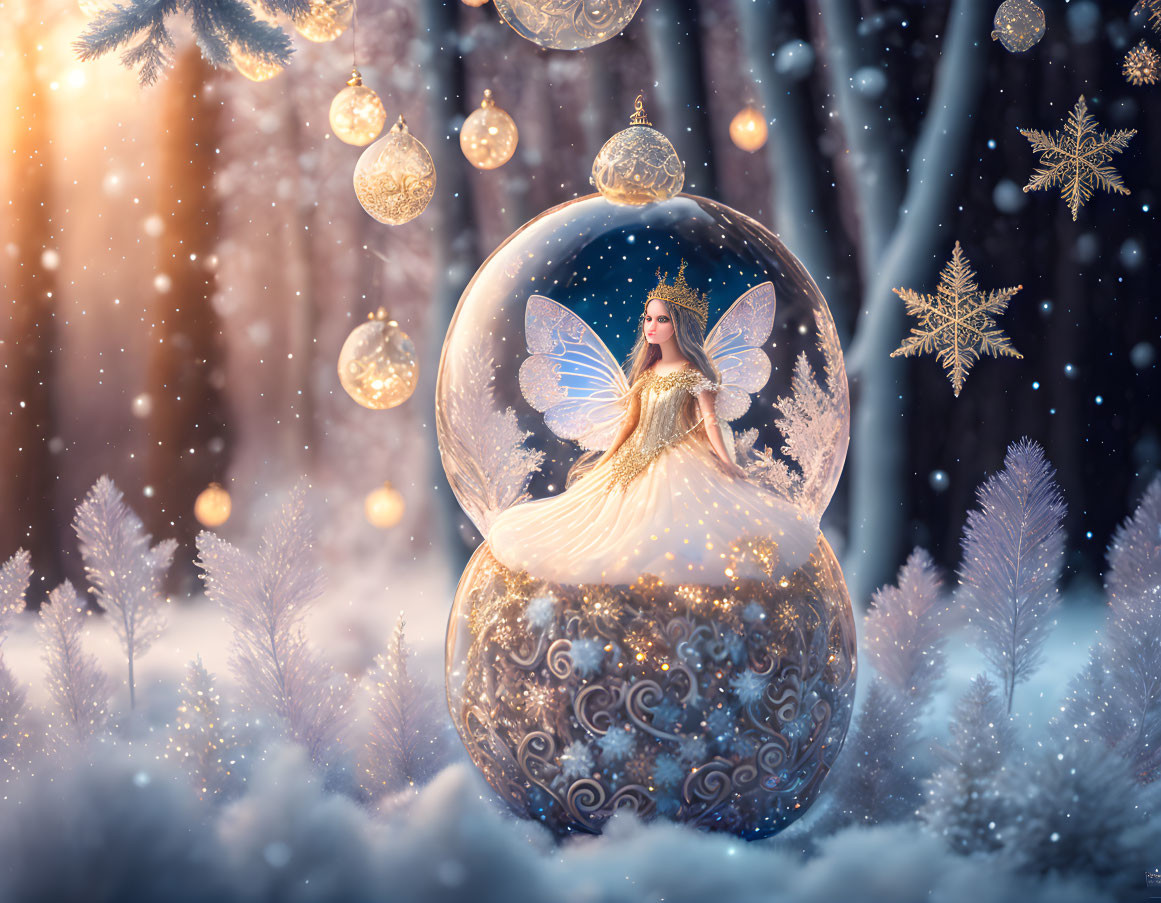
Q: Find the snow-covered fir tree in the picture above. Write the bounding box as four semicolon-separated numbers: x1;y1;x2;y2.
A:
957;439;1066;714
0;550;32;773
37;580;111;753
195;485;350;768
919;674;1014;854
73;476;177;710
167;657;244;801
359;616;450;799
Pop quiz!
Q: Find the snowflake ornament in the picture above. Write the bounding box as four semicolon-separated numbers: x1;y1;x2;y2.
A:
891;242;1023;397
1019;95;1137;221
558;740;594;781
1124;41;1160;86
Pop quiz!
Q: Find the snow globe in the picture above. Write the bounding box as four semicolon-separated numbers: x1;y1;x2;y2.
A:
436;193;855;839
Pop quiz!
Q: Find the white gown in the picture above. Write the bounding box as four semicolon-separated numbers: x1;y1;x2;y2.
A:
485;282;817;586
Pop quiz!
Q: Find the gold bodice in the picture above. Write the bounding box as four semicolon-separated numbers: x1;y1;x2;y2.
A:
607;367;714;489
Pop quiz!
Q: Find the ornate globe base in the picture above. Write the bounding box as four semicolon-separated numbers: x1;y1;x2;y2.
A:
446;535;857;839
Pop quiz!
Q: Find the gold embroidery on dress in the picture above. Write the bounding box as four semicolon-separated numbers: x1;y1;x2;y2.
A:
606;368;713;489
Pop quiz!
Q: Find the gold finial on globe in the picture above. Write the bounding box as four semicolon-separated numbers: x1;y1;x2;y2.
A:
590;94;684;206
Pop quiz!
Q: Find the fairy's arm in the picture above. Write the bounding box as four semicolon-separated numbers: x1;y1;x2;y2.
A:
697;389;747;478
594;390;640;465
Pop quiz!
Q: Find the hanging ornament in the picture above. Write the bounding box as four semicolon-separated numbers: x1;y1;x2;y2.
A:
329;69;386;146
231;46;284;82
365;482;405;528
729;103;768;153
354;115;437;225
295;0;354;43
493;0;642;50
991;0;1045;53
590;94;684;206
460;89;519;170
194;483;232;528
1124;41;1160;86
338;308;419;409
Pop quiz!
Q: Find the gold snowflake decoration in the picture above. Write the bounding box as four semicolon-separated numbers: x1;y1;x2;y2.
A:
1124;41;1160;86
1019;95;1137;221
1141;0;1161;32
890;242;1023;397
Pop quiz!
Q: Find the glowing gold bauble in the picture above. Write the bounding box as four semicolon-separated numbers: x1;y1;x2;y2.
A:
194;483;232;528
493;0;642;50
231;46;284;82
462;0;489;5
365;482;405;528
338;308;419;409
329;70;387;146
729;104;768;153
991;0;1045;53
460;89;519;170
294;0;354;42
354;116;437;225
591;95;684;206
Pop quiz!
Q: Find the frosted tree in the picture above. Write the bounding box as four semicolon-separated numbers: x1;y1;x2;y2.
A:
37;581;111;752
196;485;351;767
0;550;32;772
74;0;308;85
994;727;1161;893
167;657;244;801
919;674;1014;854
359;616;451;800
957;439;1066;714
824;549;949;827
73;476;177;710
1064;476;1161;780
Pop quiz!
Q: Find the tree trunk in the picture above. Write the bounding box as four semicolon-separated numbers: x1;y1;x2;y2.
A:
0;17;63;592
144;47;232;591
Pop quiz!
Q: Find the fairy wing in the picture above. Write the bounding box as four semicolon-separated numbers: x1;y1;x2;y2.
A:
704;281;776;421
518;294;632;451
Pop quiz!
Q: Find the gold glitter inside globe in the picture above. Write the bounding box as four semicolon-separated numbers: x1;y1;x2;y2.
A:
493;0;643;49
330;77;387;146
991;0;1045;53
460;90;519;170
729;104;768;153
295;0;354;42
231;46;284;82
353;116;437;225
365;482;406;528
194;483;232;528
591;99;684;206
338;309;419;409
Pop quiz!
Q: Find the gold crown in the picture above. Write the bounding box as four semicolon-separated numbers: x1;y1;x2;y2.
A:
646;260;708;326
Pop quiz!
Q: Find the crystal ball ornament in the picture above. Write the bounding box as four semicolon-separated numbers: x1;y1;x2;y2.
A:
991;0;1045;53
591;95;684;206
231;46;283;82
729;104;768;153
295;0;354;42
365;482;405;528
354;116;436;225
460;89;519;170
338;308;418;410
493;0;643;50
437;193;855;839
330;70;387;146
194;482;232;528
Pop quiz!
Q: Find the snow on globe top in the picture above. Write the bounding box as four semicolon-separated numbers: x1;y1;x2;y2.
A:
436;193;849;580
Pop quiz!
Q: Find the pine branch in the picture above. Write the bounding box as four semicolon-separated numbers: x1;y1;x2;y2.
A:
0;549;32;639
73;476;175;710
196;484;351;767
359;616;450;799
37;581;111;752
957;439;1065;714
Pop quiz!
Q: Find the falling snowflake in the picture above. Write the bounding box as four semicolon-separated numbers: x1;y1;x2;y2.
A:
566;639;605;678
558;740;594;781
1124;41;1160;86
653;754;686;789
597;726;636;762
677;735;708;765
730;668;770;706
524;594;556;631
890;242;1023;397
1019;95;1137;221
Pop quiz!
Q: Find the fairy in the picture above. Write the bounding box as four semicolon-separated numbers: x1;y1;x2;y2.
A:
486;261;814;586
